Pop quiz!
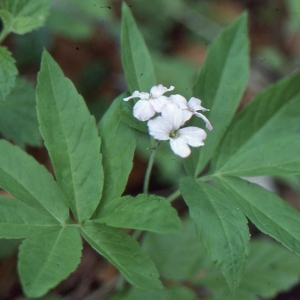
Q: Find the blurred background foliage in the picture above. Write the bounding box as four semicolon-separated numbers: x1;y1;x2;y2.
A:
2;0;300;299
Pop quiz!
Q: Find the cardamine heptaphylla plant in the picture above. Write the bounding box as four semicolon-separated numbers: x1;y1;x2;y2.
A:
1;2;300;299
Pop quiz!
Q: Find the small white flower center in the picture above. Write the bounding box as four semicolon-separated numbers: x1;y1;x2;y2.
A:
169;130;179;138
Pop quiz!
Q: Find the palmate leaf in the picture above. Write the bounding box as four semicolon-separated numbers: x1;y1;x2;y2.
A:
0;140;69;223
184;12;249;177
0;46;18;101
81;221;163;290
212;70;300;177
121;2;156;93
0;78;41;146
94;94;136;216
217;176;300;256
180;177;250;292
94;194;181;233
0;0;50;35
19;226;82;298
36;50;103;222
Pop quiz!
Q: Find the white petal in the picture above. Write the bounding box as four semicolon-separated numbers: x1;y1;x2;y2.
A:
187;97;209;112
148;116;172;140
150;84;174;98
178;127;207;147
169;94;188;109
138;92;150;100
149;96;170;112
194;112;213;130
169;137;191;157
181;109;193;123
133;100;156;121
161;103;184;129
123;91;140;101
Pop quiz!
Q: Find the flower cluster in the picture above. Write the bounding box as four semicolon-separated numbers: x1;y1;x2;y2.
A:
123;84;213;158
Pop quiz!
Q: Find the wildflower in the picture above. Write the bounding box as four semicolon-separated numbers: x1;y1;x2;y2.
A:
169;95;213;130
123;84;174;121
147;103;207;158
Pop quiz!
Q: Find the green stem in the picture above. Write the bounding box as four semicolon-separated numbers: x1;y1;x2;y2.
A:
143;139;158;194
197;174;214;182
166;174;214;203
131;229;142;241
166;189;181;203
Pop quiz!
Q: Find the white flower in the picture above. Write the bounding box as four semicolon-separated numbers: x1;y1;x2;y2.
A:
123;84;174;121
169;95;213;130
147;103;207;158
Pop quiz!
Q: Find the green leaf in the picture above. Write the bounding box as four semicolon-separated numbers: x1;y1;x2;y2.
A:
94;194;182;233
217;176;300;256
143;217;206;281
0;77;41;146
184;12;249;177
0;0;50;34
36;50;103;222
0;196;59;239
0;46;18;101
213;71;300;176
19;226;82;298
180;177;250;292
81;221;163;290
110;286;198;300
0;140;69;223
201;239;300;300
109;289;163;300
164;286;199;300
94;94;136;217
121;2;156;93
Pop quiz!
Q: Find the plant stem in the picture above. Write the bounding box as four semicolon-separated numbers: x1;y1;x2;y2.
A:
166;174;214;203
166;189;181;203
197;174;214;182
131;229;142;241
143;139;158;194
